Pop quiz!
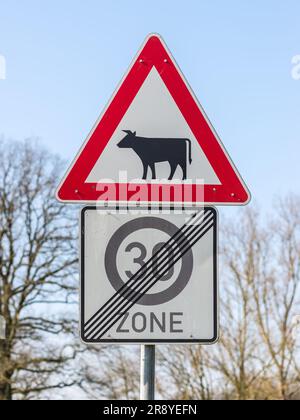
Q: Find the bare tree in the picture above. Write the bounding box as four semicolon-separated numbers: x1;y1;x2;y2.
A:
213;208;277;399
80;346;140;400
0;139;79;400
249;197;300;399
214;203;300;399
159;345;214;400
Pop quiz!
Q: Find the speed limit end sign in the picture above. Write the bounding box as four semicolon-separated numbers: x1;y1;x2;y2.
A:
80;206;218;344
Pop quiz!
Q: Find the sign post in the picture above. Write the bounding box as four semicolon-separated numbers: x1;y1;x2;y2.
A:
140;345;155;400
56;33;251;402
80;206;218;400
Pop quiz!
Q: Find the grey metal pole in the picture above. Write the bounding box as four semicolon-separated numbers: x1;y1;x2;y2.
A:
140;345;155;400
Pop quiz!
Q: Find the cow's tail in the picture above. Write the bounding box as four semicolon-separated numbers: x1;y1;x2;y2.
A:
186;139;192;164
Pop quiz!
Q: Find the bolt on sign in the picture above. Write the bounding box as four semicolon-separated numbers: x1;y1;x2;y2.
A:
56;34;250;206
81;207;218;344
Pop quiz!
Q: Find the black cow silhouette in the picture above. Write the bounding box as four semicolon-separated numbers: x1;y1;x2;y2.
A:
117;130;192;180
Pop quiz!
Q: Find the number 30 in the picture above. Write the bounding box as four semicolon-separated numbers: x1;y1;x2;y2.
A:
125;242;174;282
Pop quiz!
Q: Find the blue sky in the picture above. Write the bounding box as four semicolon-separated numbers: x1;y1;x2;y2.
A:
0;0;300;212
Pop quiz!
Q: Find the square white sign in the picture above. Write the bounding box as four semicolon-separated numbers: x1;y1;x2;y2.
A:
81;206;218;344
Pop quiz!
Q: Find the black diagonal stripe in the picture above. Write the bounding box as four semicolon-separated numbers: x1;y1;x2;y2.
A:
90;220;214;341
84;210;210;335
84;213;214;340
84;209;206;330
85;213;213;338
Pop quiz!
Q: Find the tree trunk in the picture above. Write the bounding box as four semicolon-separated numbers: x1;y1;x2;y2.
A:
0;341;13;400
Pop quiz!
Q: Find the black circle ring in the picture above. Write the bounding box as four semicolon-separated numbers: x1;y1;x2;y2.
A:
104;217;193;306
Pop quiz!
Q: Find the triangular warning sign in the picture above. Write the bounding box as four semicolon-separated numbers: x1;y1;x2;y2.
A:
56;34;250;205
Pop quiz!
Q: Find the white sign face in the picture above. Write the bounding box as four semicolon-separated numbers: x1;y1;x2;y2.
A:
81;207;218;344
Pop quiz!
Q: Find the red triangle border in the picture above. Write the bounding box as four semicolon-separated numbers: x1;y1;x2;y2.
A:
56;34;250;205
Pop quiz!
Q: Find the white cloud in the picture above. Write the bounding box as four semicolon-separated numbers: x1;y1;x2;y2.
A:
291;55;300;81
